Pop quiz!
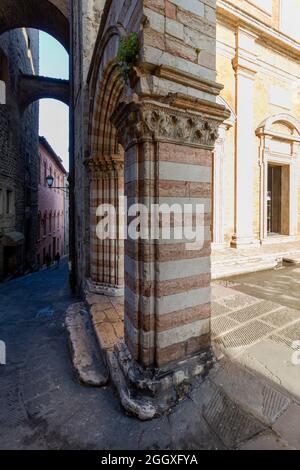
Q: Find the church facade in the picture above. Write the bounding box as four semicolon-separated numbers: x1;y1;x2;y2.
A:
214;0;300;250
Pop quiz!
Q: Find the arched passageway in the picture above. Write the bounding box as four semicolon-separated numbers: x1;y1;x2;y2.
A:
0;0;70;279
19;75;69;112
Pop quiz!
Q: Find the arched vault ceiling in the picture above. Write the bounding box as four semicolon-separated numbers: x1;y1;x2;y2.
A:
49;0;69;18
0;0;69;51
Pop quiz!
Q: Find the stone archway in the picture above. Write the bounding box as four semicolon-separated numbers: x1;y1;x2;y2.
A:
0;0;69;50
86;25;125;295
87;59;125;295
18;75;69;112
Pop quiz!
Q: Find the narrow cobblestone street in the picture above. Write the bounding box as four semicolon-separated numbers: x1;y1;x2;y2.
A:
0;262;226;450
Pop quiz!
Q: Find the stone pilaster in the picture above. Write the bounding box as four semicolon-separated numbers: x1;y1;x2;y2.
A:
212;124;229;248
231;27;258;247
109;96;229;419
87;154;124;296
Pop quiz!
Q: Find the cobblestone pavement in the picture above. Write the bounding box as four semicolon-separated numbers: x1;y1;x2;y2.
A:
212;265;300;402
0;261;299;450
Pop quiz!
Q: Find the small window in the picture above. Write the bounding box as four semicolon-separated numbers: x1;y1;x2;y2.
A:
6;190;13;214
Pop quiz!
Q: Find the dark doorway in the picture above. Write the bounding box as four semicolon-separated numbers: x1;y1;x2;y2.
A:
267;163;290;235
268;165;281;234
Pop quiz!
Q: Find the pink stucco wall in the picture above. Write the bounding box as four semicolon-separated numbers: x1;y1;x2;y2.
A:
37;137;67;265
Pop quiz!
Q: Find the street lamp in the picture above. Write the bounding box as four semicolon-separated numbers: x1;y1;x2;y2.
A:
46;175;68;192
46;175;54;188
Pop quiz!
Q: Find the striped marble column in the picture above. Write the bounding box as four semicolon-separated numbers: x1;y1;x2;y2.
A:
112;99;227;370
88;155;124;295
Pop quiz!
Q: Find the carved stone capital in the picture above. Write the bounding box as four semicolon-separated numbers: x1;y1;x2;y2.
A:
111;100;226;150
86;154;124;179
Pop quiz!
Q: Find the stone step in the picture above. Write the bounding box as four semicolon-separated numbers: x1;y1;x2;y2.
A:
212;253;277;267
212;259;277;280
65;302;108;387
283;253;300;265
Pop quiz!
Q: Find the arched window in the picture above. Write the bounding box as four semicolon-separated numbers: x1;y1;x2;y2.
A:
43;212;47;236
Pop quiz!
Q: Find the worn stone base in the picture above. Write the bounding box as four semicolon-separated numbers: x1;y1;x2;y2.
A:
86;278;124;297
83;289;215;420
107;339;214;420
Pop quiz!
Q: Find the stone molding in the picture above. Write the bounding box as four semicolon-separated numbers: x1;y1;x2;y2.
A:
139;64;224;97
217;0;300;60
111;99;229;151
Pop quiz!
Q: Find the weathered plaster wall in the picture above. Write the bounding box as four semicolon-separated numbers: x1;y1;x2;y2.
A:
216;0;300;246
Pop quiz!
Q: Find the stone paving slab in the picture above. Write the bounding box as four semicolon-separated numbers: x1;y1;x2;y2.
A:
273;404;300;449
209;359;291;426
238;339;300;402
87;294;124;353
202;380;265;448
211;276;300;411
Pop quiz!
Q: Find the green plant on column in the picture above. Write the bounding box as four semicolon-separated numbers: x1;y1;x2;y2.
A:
115;32;139;84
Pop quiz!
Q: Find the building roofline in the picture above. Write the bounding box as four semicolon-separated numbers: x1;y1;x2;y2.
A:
39;136;67;174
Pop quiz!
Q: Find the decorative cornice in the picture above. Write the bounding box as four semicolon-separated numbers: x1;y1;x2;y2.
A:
140;64;224;97
217;0;300;60
111;99;230;151
86;154;124;178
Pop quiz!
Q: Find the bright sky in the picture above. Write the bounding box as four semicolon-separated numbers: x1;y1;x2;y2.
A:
39;31;69;171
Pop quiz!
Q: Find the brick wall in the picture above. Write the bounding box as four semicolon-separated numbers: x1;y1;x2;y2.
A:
0;28;39;278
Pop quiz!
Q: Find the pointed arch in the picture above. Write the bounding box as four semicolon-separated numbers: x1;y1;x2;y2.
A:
87;26;125;159
90;62;124;158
